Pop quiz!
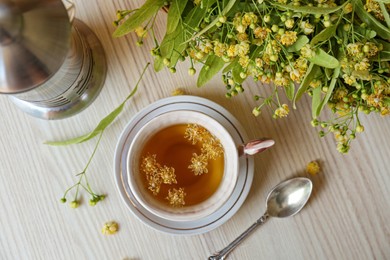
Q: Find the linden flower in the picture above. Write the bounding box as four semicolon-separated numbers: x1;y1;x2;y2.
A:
202;141;224;160
280;31;298;46
134;26;147;38
346;43;363;56
171;88;185;96
253;27;269;41
300;21;315;35
141;154;177;195
242;12;258;26
184;124;207;144
141;154;159;173
102;221;119;235
274;104;290;118
306;161;320;175
363;42;379;57
166;188;186;207
189;153;209;175
354;58;370;71
147;173;162;195
159;166;177;185
300;44;315;59
237;41;250;56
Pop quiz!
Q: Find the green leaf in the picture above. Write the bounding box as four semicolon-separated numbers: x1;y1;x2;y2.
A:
310;25;337;45
376;0;390;3
113;0;166;37
308;49;339;69
197;55;225;87
311;87;322;119
316;66;340;117
287;35;309;52
272;2;345;14
353;0;390;40
285;81;295;101
293;63;320;108
45;64;149;146
166;0;188;34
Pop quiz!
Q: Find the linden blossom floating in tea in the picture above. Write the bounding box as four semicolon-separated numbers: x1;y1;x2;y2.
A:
140;124;224;207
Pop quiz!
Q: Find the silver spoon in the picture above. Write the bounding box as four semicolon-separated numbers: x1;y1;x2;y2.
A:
208;177;313;260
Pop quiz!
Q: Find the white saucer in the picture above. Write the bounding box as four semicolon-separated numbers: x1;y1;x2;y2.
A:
114;96;254;235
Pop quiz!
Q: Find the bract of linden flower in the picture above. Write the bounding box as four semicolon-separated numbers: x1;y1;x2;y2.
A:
188;153;209;176
166;188;186;207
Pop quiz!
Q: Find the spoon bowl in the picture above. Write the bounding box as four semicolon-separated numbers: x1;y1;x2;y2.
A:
209;177;313;260
267;177;313;218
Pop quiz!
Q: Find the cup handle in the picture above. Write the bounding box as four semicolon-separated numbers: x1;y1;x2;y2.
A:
240;138;275;156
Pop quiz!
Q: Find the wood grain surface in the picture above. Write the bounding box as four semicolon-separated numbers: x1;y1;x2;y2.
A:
0;0;389;259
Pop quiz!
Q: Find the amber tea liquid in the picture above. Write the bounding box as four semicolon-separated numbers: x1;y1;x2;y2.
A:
139;124;224;206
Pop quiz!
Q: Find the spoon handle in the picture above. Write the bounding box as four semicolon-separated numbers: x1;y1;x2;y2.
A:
208;214;269;260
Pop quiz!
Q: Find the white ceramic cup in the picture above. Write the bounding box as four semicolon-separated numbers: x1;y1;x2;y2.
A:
127;110;274;222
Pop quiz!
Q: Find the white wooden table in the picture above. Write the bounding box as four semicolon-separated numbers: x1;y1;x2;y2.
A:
1;1;389;259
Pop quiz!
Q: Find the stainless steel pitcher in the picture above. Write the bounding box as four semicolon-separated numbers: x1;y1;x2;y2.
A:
0;0;107;119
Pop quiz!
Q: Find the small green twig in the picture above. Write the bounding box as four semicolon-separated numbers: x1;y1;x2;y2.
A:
57;63;150;208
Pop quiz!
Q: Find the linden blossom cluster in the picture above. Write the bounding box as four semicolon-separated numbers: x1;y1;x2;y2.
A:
113;0;390;153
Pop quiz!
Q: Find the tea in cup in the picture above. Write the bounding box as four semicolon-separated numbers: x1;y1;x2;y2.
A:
127;110;273;222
